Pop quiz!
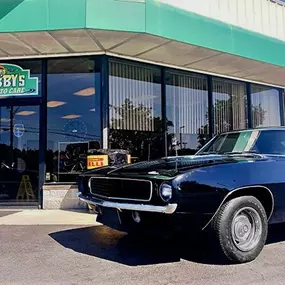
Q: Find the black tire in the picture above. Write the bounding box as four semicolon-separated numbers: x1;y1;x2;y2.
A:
211;195;268;264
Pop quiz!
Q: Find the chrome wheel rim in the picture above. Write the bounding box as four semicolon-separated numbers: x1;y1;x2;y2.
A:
231;207;262;252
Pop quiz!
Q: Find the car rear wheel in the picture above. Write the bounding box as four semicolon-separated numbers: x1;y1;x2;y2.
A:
211;196;268;263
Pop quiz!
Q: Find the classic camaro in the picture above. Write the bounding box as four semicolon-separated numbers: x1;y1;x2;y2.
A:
77;127;285;263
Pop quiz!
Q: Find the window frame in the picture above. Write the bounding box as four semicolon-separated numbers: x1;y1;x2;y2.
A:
44;55;102;184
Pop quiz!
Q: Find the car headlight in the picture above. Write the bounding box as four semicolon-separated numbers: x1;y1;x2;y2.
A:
159;183;172;202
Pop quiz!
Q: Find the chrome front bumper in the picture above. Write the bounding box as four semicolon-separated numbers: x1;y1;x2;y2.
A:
77;193;177;214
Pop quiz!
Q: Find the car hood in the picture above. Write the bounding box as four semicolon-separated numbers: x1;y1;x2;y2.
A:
101;153;268;178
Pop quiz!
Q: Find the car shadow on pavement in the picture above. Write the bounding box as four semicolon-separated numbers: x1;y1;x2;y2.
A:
49;225;181;266
49;223;285;266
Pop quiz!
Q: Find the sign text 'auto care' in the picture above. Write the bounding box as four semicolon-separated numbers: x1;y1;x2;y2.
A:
0;64;38;96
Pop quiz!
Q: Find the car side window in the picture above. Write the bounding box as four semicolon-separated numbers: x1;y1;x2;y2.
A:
253;130;285;154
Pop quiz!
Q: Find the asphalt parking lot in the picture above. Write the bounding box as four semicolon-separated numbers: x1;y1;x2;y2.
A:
1;216;285;285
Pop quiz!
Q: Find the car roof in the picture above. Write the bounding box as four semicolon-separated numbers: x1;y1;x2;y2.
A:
220;126;285;135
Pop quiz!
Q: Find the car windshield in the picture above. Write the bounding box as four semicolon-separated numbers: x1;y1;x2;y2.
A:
197;130;259;155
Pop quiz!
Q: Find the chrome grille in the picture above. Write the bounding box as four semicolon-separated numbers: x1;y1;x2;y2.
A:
89;177;152;202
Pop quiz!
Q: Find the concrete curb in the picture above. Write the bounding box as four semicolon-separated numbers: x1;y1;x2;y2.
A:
0;210;101;226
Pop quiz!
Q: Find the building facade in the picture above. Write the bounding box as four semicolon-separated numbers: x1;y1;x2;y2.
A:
0;0;285;208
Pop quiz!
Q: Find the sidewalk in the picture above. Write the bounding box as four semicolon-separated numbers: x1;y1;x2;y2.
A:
0;209;100;226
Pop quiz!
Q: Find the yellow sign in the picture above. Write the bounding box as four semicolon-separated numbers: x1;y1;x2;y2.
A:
87;155;108;169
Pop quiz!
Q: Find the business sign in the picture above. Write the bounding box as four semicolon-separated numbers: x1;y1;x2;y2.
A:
0;64;38;97
87;155;109;170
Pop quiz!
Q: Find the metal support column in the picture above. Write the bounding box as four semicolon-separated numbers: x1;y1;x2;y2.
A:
38;59;47;209
101;55;109;149
279;88;285;126
246;83;252;128
207;75;214;138
161;67;167;157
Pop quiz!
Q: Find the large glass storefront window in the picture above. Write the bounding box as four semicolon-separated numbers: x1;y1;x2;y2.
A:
213;78;247;134
166;72;209;155
251;85;281;128
46;58;101;182
108;60;162;162
0;105;40;203
0;60;41;203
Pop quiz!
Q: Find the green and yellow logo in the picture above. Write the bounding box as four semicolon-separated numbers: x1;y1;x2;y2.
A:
0;64;38;96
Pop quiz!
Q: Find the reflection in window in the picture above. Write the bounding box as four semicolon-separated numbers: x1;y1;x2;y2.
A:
109;61;162;162
213;78;247;134
0;105;40;202
166;72;209;155
0;60;42;202
251;85;281;128
46;58;101;182
253;130;285;154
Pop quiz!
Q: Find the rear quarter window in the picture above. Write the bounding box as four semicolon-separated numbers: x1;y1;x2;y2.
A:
253;130;285;154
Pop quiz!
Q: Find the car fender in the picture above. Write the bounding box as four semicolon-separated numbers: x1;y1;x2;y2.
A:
201;185;274;231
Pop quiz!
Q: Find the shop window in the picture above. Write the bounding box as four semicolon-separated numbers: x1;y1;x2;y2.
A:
213;78;247;134
166;72;209;155
0;105;40;203
251;85;281;128
46;57;101;183
0;60;42;202
108;60;162;162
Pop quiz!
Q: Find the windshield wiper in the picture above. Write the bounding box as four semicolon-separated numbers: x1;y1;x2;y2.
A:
224;151;257;155
196;151;219;156
198;150;260;156
223;151;264;158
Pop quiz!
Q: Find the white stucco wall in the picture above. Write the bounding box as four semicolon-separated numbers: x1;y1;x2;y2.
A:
158;0;285;41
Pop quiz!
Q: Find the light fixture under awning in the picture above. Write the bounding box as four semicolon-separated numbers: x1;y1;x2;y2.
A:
62;114;81;119
15;111;36;116
74;87;95;96
47;101;67;108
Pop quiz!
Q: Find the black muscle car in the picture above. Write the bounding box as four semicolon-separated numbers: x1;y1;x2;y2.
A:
77;127;285;263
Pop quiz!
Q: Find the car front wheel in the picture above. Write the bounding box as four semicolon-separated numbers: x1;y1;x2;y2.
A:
211;195;268;263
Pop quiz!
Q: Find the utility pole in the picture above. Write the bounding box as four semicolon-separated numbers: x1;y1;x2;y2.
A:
179;125;185;150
